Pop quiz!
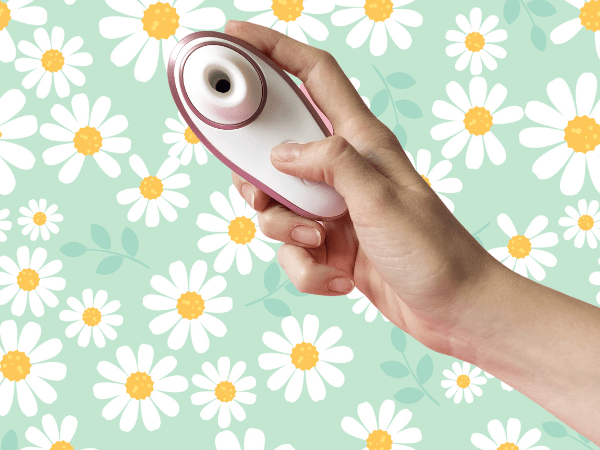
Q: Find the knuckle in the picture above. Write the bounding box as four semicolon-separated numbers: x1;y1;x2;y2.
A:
319;49;337;66
324;135;349;158
293;269;313;294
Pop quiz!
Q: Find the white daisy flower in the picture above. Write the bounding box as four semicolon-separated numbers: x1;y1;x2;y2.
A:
18;199;63;241
196;184;278;275
59;289;123;349
0;209;11;242
588;257;600;304
0;246;65;317
519;72;600;196
331;0;423;56
65;0;75;4
191;356;256;429
15;26;92;99
99;0;226;83
22;414;96;450
550;0;600;60
163;111;208;166
0;320;66;417
405;149;463;212
0;88;37;196
349;77;371;108
235;0;333;45
471;418;547;450
445;7;507;75
41;93;131;184
143;260;231;353
93;344;188;432
258;314;353;402
431;76;524;169
0;0;47;63
215;428;294;450
559;198;600;248
488;214;558;281
483;371;514;391
117;155;190;228
347;287;390;323
341;400;422;450
441;361;487;404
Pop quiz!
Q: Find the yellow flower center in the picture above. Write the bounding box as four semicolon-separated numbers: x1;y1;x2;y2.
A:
41;49;65;73
366;429;393;450
0;1;11;31
290;341;319;370
465;31;485;52
578;214;594;230
464;107;493;135
497;444;519;450
0;350;31;382
82;307;102;326
214;380;236;402
580;0;600;32
176;291;205;320
139;176;164;200
49;442;73;450
421;174;431;186
0;131;2;139
33;211;47;226
228;216;256;245
125;371;154;400
142;2;180;39
564;115;600;154
73;126;103;156
272;0;304;22
507;235;531;259
456;374;470;388
364;0;393;22
184;126;200;144
17;268;40;291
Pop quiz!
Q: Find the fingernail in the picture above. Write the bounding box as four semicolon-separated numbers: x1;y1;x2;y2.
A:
327;277;354;294
291;226;320;246
242;184;254;208
272;143;301;161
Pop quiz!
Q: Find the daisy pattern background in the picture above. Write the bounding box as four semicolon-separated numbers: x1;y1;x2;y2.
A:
0;208;10;242
483;371;514;392
163;111;209;166
18;199;62;241
471;418;548;450
347;287;390;323
550;0;600;59
22;414;96;450
215;428;294;450
441;361;487;404
558;198;600;248
0;0;46;63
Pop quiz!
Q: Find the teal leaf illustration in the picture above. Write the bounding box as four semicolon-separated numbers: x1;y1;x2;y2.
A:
121;227;139;257
264;298;291;317
395;100;423;119
60;242;87;257
578;433;590;443
391;327;407;353
393;123;407;148
416;354;433;384
394;387;424;404
284;283;309;297
542;422;568;438
385;72;416;89
531;25;547;51
504;0;520;24
91;224;111;249
1;430;17;450
97;256;123;275
527;0;556;16
264;262;280;293
371;90;390;117
381;361;410;378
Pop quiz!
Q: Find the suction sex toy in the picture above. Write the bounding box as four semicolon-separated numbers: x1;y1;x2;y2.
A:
167;31;348;221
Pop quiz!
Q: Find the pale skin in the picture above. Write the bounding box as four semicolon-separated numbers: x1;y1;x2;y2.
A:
225;20;600;444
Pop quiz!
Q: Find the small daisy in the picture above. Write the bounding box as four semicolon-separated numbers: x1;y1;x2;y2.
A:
431;76;524;169
117;155;190;228
588;258;600;304
550;0;600;60
331;0;423;56
519;72;600;196
99;0;226;83
0;88;37;196
65;0;76;4
59;289;123;348
18;199;63;241
0;320;67;417
0;209;11;242
191;356;256;429
471;418;547;450
197;184;278;275
441;361;487;404
0;0;47;63
347;287;390;323
163;111;208;166
143;260;231;353
22;414;96;450
93;344;188;432
405;149;463;212
41;93;131;184
483;371;514;391
488;214;558;281
341;400;422;450
258;314;353;402
0;246;65;317
235;0;334;45
559;199;600;248
446;7;507;75
215;428;294;450
15;26;92;99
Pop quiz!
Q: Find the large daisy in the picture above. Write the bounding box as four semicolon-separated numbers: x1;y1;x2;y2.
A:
341;400;422;450
0;208;11;242
196;184;278;275
93;344;188;432
488;214;558;281
15;26;92;99
215;428;294;450
0;320;66;417
143;260;231;353
431;76;524;169
0;246;65;317
519;72;600;196
99;0;226;83
347;286;390;323
0;88;37;196
0;0;46;63
22;414;96;450
441;361;487;404
163;111;209;166
471;418;548;450
258;314;353;402
191;356;256;429
558;198;600;248
235;0;333;45
116;155;190;227
41;93;131;184
550;0;600;60
483;371;514;391
331;0;423;56
18;199;63;241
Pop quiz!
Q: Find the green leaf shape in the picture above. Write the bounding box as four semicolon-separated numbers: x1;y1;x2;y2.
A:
531;25;547;51
381;361;410;378
91;224;111;249
527;0;556;16
395;100;423;119
393;124;407;148
385;72;416;89
504;0;521;24
97;256;123;275
60;242;87;257
264;298;291;317
371;90;390;117
263;262;280;293
416;354;433;384
121;227;139;257
542;421;568;438
391;327;407;353
1;430;17;450
578;433;590;443
394;387;424;404
284;283;309;297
